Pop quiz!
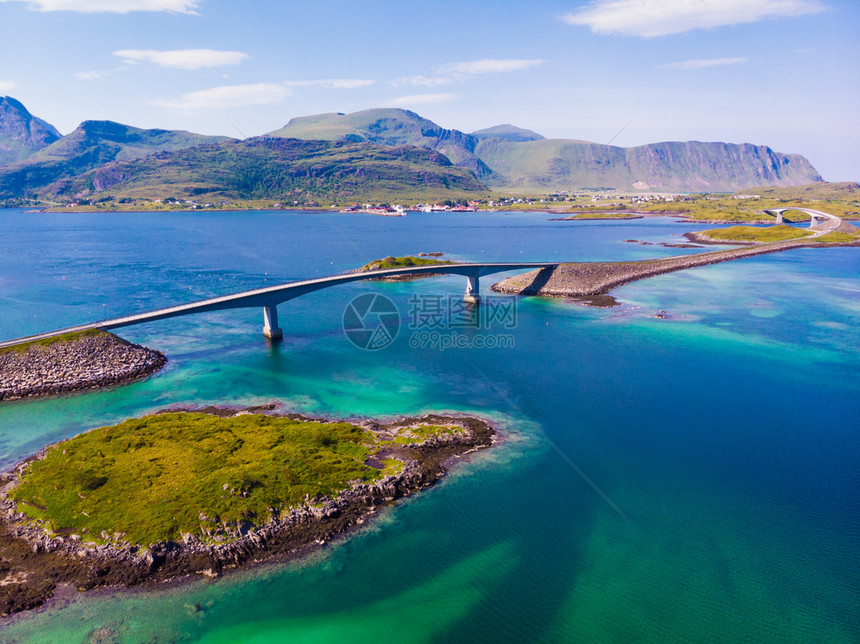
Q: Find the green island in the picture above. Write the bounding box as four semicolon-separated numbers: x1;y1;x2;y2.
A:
355;255;456;281
0;407;494;615
356;255;453;272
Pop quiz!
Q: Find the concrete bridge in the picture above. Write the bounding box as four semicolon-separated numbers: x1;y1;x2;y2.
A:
764;207;842;235
0;262;559;347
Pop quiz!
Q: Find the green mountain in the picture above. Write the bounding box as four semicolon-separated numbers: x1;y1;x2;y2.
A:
267;108;495;179
23;136;488;202
0;96;61;166
0;119;232;199
472;137;822;192
471;124;544;143
268;108;822;192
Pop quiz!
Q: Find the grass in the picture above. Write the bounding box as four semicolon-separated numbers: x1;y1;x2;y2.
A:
0;328;105;355
9;412;462;547
564;212;641;220
357;256;454;271
698;225;813;243
811;231;860;243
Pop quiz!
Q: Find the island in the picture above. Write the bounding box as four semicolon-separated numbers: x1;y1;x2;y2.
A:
354;255;456;281
0;329;166;401
0;406;494;616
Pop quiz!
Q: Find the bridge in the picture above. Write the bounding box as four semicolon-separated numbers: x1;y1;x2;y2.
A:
763;207;842;236
0;262;559;347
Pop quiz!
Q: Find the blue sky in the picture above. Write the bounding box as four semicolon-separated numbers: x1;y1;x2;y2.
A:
1;0;858;180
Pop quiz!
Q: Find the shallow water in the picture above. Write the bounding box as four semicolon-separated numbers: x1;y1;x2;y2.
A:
0;209;857;642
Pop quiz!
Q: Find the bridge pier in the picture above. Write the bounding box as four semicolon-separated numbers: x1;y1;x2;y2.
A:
775;211;783;224
262;305;283;340
464;275;481;304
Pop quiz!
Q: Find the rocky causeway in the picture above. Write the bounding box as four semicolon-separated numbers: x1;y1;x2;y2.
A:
0;330;166;401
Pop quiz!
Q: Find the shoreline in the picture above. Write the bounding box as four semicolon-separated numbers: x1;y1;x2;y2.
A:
0;331;166;402
0;407;495;617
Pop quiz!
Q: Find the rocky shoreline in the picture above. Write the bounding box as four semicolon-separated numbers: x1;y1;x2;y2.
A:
0;408;494;616
0;331;166;401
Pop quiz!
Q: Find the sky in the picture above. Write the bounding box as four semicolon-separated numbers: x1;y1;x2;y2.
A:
1;0;858;180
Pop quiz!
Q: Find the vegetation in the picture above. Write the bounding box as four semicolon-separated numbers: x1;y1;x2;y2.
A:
811;230;860;244
0;328;105;355
9;412;463;547
357;256;454;272
563;212;641;220
698;225;813;243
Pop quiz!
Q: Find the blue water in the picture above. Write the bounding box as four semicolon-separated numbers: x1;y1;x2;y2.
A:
0;209;858;642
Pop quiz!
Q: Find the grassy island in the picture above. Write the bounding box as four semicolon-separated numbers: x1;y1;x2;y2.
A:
696;225;813;243
356;255;454;272
0;407;493;616
9;411;468;548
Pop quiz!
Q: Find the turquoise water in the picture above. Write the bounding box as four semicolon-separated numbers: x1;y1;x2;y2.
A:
0;210;857;642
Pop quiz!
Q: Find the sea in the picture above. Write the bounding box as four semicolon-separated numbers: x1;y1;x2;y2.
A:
0;208;857;643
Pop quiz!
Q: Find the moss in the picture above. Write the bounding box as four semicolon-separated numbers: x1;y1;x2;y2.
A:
8;412;467;547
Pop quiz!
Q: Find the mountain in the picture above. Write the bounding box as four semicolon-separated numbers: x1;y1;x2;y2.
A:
14;136;487;202
268;108;822;192
472;137;822;192
471;124;544;143
0;120;232;199
0;96;61;166
267;108;495;179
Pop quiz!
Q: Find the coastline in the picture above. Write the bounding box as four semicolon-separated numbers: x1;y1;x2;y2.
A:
0;407;495;617
0;331;166;401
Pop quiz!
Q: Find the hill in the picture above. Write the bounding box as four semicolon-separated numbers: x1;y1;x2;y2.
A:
270;108;822;193
472;137;822;192
267;108;494;179
471;124;544;142
30;136;488;202
0;97;61;166
0;120;232;199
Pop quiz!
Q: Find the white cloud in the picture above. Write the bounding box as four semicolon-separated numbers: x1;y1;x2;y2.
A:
438;59;546;76
396;58;546;87
386;93;457;107
660;56;749;70
113;49;247;70
75;70;109;80
0;80;17;92
561;0;826;38
151;83;291;110
0;0;200;12
283;79;375;89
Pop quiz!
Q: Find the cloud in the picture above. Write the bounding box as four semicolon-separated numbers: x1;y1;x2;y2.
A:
660;57;749;70
151;83;291;110
0;0;200;12
75;70;109;80
396;58;545;87
561;0;826;37
386;93;457;107
283;79;375;89
0;80;17;92
113;49;247;70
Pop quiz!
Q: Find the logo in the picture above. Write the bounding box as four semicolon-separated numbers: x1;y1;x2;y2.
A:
342;293;401;350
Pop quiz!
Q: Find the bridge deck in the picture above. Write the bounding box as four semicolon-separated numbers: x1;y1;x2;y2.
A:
0;262;558;348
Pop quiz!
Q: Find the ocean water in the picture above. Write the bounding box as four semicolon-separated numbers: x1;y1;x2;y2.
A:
0;209;857;643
